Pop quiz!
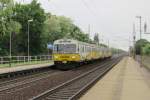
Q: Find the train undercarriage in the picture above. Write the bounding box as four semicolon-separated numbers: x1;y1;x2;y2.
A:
54;56;111;70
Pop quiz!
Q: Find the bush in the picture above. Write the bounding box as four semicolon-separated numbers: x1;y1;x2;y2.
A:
142;43;150;55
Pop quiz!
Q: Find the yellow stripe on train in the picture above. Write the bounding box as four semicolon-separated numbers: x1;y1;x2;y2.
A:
53;54;81;61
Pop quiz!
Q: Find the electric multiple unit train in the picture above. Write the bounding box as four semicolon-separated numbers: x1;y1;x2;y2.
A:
53;39;112;69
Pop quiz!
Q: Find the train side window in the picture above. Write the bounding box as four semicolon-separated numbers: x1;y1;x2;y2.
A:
82;45;84;52
79;45;81;53
79;44;82;53
87;46;89;52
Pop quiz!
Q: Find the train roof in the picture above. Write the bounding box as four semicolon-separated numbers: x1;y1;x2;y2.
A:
54;39;78;44
54;38;108;48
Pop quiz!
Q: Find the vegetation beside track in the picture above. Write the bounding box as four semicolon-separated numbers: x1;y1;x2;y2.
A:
134;39;150;70
0;0;92;56
0;57;120;100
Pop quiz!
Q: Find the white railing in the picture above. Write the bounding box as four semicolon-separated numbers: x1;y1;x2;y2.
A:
0;55;52;67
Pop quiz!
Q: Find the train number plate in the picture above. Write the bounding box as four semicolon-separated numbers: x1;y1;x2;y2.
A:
61;56;69;58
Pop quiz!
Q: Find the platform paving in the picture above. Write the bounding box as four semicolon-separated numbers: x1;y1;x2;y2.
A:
0;62;54;75
80;57;150;100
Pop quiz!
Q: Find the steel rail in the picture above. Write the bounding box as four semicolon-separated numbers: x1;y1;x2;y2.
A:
0;69;56;87
0;58;109;94
31;57;122;100
70;58;120;100
0;70;59;93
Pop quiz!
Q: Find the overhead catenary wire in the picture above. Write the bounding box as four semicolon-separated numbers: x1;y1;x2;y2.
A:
80;0;105;40
47;0;61;13
80;0;103;23
80;0;97;17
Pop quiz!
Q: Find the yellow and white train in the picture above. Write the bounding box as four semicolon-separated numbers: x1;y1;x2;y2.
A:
53;39;112;69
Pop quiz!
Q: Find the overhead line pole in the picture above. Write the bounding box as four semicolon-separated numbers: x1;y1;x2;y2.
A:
88;24;90;36
136;16;142;67
133;23;136;59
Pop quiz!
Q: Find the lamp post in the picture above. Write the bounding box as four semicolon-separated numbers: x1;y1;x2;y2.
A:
27;19;33;62
136;16;142;66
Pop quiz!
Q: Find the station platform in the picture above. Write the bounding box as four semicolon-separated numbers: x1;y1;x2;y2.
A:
80;57;150;100
0;62;54;75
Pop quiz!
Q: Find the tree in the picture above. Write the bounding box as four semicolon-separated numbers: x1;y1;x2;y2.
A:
44;14;61;43
135;39;149;55
13;0;46;55
0;0;14;37
44;14;91;43
93;33;99;44
0;0;93;56
58;16;73;35
142;43;150;55
0;0;21;56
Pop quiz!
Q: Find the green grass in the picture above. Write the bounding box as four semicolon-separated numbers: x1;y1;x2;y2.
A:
0;60;53;68
142;56;150;70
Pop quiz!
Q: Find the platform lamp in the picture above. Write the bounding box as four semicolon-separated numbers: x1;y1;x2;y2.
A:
27;19;33;62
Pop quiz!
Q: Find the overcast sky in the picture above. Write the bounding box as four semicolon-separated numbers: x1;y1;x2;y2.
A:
16;0;150;50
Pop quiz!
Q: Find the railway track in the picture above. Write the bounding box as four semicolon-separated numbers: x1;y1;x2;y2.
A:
0;58;111;88
31;57;121;100
0;57;122;100
0;70;59;91
0;59;108;92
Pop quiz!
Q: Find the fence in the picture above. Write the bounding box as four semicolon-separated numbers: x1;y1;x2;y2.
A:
0;55;52;67
136;55;150;70
142;55;150;70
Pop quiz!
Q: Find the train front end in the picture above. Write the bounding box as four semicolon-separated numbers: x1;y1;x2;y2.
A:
53;39;80;69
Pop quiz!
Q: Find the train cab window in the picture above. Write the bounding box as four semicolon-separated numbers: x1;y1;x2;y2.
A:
88;47;90;52
65;44;76;53
85;46;88;52
83;46;85;52
79;45;81;53
53;44;76;53
79;45;84;53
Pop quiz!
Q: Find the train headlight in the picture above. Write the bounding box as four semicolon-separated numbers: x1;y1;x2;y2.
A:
54;56;58;59
72;56;76;59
